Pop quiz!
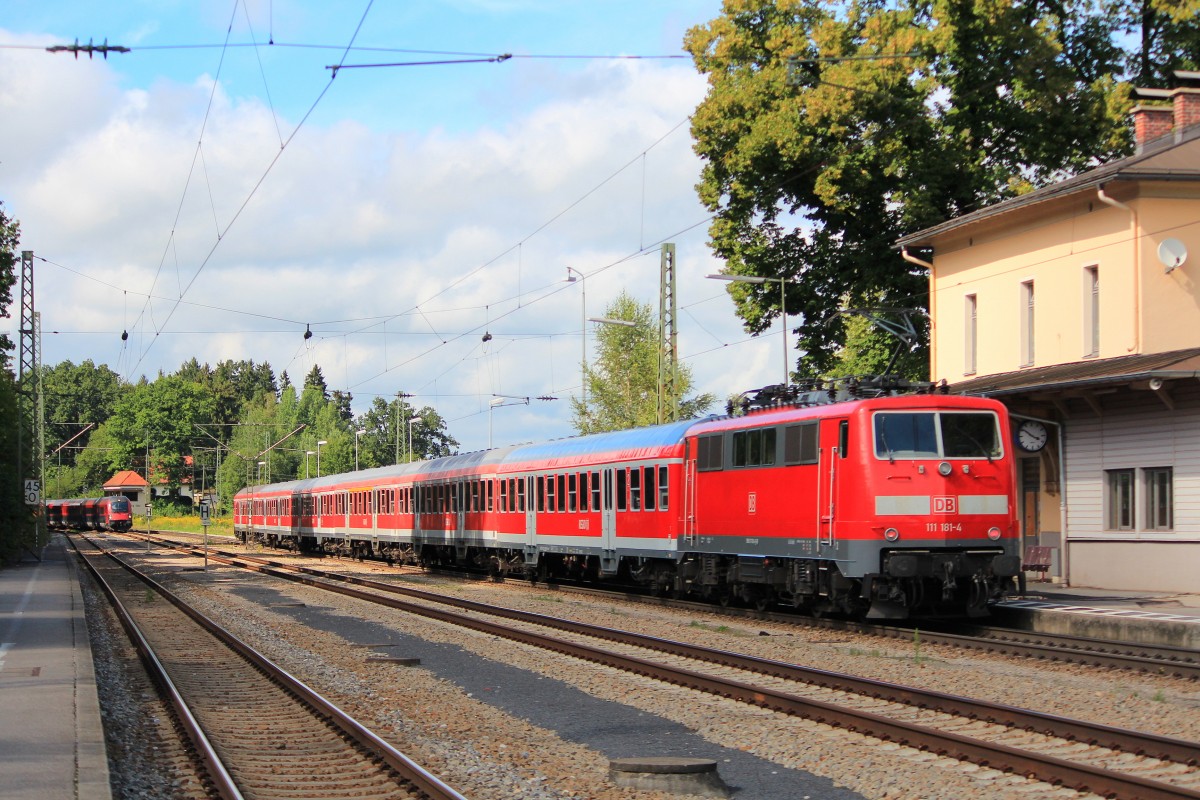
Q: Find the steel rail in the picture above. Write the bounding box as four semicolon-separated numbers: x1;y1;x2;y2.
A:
76;534;468;800
135;529;1200;679
144;533;1200;766
144;539;1200;800
68;537;244;799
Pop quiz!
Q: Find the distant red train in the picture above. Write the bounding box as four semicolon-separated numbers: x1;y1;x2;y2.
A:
235;390;1022;619
46;496;134;533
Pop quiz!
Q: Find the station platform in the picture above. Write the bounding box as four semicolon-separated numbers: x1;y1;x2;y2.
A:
996;580;1200;649
0;533;110;800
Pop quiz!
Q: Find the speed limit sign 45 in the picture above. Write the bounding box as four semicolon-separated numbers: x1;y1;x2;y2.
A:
24;480;40;505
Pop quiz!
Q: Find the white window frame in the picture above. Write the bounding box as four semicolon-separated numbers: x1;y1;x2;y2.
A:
964;293;977;375
1083;265;1099;358
1020;279;1035;367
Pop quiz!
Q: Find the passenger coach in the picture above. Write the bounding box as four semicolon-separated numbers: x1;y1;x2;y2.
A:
236;391;1022;619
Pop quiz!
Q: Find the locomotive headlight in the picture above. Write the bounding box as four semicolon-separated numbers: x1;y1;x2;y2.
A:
884;527;900;542
937;461;952;476
987;526;1002;541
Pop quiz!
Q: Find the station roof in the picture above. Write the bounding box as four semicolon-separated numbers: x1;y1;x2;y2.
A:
950;347;1200;397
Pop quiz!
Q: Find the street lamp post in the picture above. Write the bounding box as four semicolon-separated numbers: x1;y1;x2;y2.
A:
355;428;366;471
407;416;421;462
707;274;792;387
305;450;315;479
316;440;328;477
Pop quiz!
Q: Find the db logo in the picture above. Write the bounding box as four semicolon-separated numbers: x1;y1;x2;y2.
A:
933;496;958;514
748;492;757;515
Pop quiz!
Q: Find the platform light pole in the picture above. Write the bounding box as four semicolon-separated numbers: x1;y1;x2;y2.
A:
316;440;328;477
305;450;315;479
354;428;366;471
707;274;792;388
407;416;421;462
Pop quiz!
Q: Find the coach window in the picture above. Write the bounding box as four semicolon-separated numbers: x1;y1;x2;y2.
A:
578;473;588;512
487;480;494;512
658;465;669;508
517;478;526;512
557;474;566;512
630;468;642;510
644;467;656;511
568;474;578;512
616;469;628;511
591;472;601;511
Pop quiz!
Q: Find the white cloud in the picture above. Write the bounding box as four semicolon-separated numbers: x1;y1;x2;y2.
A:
3;21;783;451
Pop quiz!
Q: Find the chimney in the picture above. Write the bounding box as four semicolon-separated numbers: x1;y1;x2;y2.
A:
1173;70;1200;136
1131;71;1200;152
1131;96;1173;152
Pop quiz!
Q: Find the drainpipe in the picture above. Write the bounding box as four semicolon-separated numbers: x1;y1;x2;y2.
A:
902;246;936;374
1096;185;1140;353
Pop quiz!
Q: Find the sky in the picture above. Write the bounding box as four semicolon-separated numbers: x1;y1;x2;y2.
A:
0;0;794;454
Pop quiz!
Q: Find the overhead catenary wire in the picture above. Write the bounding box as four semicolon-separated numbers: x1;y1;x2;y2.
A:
125;0;379;380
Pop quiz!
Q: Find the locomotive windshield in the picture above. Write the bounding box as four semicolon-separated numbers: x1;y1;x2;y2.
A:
873;411;1001;460
110;499;129;512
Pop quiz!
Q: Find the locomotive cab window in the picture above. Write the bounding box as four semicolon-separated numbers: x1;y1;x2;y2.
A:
873;411;1001;460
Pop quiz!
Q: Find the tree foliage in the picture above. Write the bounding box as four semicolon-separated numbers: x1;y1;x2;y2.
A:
686;0;1199;375
572;291;715;433
0;203;35;560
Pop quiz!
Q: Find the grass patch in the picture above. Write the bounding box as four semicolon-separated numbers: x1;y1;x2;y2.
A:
144;514;234;538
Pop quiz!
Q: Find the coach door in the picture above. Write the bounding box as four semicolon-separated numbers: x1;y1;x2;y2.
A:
818;418;848;547
600;469;618;574
523;476;537;567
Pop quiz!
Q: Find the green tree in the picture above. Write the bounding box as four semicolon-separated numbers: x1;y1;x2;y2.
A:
0;204;16;372
572;292;715;433
0;203;35;559
303;365;329;399
685;0;1197;375
104;376;217;489
41;359;126;468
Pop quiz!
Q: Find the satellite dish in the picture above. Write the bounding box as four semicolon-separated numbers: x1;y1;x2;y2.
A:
1158;238;1188;273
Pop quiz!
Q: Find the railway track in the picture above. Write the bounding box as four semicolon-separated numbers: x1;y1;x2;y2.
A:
71;533;467;800
126;530;1200;800
140;527;1200;681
